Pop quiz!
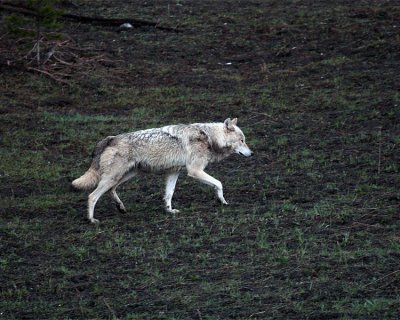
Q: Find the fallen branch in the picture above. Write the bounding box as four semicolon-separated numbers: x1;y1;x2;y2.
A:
62;12;181;32
0;2;182;32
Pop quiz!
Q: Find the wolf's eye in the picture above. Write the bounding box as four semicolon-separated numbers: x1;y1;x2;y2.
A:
241;139;244;143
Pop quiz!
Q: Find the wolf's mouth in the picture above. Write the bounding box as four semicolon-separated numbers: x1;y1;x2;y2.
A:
239;151;253;157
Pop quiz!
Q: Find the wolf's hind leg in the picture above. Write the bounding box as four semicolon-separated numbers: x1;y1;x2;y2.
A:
187;169;228;205
111;188;126;213
110;171;137;213
88;176;117;223
164;171;180;213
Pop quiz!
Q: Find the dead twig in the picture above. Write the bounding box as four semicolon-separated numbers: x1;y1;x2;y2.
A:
377;126;382;175
103;298;118;319
3;32;120;84
53;55;73;66
362;270;400;288
27;66;69;85
41;44;57;64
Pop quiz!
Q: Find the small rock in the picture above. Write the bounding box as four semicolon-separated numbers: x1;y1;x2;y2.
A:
118;23;133;31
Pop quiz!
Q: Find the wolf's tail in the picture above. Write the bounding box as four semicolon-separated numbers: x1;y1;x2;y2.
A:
71;167;100;190
71;135;116;191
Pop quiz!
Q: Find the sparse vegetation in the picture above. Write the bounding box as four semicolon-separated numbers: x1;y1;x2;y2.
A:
1;1;399;319
4;0;63;65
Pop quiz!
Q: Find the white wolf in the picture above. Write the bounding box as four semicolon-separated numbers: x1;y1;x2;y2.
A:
72;118;253;223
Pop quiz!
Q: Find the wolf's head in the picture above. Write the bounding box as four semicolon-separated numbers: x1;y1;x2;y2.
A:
224;118;253;157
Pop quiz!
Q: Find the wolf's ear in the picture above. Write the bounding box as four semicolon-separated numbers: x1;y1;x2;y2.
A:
224;118;236;131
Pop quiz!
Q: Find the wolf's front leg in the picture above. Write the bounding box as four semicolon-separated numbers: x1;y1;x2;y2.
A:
215;186;228;205
164;172;180;213
187;169;228;205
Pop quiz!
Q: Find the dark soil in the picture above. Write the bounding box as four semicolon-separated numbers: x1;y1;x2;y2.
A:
1;1;399;319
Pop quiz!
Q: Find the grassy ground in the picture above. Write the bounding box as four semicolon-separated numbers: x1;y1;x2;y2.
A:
1;1;399;319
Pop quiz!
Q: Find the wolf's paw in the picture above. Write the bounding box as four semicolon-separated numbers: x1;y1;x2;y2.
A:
89;218;100;224
116;203;127;213
166;208;180;214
